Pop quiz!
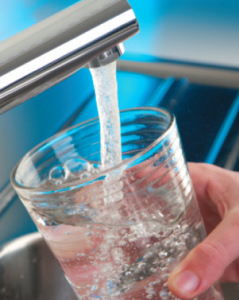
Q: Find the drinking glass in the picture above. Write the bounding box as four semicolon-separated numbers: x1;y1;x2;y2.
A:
11;107;224;300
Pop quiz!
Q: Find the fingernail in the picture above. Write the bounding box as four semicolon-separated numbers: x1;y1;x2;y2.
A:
173;270;200;293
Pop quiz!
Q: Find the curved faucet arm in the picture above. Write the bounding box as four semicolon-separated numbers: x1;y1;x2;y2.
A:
0;0;139;114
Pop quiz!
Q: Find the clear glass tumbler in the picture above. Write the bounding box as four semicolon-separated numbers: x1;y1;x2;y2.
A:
11;108;224;300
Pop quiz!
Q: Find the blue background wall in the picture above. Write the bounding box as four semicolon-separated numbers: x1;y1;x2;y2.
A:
1;1;239;66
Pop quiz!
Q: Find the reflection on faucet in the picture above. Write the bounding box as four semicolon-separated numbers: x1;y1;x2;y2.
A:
0;0;139;114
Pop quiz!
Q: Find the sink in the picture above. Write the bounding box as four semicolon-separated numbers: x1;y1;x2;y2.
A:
0;233;77;300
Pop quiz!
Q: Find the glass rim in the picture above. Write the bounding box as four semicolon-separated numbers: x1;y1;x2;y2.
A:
11;106;175;195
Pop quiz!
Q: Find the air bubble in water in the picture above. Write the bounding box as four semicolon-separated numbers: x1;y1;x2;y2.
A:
143;252;153;260
93;163;101;170
182;224;189;233
80;172;91;180
77;253;85;257
139;262;146;269
163;282;168;288
150;282;155;286
118;240;126;246
49;165;69;185
86;231;93;236
150;267;157;273
122;264;129;272
159;290;169;300
91;168;99;175
111;248;124;264
91;285;98;291
159;251;168;259
64;158;90;175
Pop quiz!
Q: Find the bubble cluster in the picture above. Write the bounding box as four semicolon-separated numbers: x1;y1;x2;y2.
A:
37;179;223;300
46;157;101;187
111;248;124;265
49;165;69;185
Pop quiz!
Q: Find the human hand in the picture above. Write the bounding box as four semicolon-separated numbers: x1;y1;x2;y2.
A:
168;163;239;299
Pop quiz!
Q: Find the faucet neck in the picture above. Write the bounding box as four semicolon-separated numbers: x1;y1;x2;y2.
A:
0;0;139;114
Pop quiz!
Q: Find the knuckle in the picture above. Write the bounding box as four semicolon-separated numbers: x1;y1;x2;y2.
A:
206;174;230;217
194;241;228;267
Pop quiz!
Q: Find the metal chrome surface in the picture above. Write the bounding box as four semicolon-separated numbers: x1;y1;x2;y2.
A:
0;232;77;300
87;43;125;68
118;60;239;89
0;0;139;114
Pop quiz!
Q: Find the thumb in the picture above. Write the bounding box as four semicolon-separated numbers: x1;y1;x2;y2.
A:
168;207;239;299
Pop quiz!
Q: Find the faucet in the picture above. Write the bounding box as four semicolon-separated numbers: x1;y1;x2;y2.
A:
0;0;139;114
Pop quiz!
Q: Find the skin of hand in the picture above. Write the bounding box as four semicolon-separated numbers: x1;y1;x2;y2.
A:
168;163;239;299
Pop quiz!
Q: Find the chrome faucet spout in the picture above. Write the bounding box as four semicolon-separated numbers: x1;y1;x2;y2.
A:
0;0;139;114
87;43;125;69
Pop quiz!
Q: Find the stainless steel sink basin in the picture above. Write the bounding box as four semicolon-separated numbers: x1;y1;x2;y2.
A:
0;233;77;300
0;232;238;300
